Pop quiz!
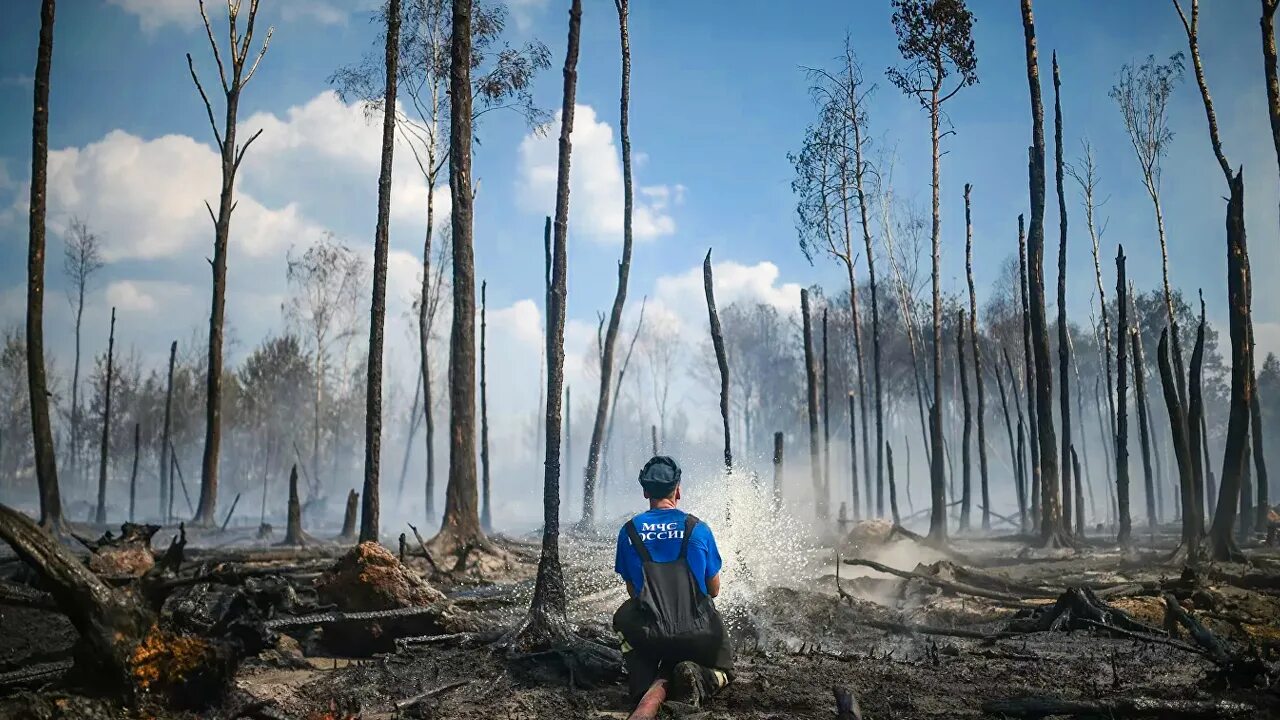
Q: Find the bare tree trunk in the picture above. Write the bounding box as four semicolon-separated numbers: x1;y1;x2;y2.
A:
191;0;272;527
1158;327;1200;554
1070;344;1099;527
1240;436;1254;540
1131;330;1156;532
1115;247;1132;546
434;0;485;552
479;281;492;533
282;464;305;546
1260;0;1278;526
705;252;732;472
773;431;784;511
360;0;400;543
848;392;860;520
28;0;62;531
822;309;832;510
849;104;884;523
1004;349;1030;531
1252;386;1270;530
1021;0;1064;547
523;0;583;644
565;385;571;511
886;442;900;524
1071;446;1084;535
927;87;946;544
1189;302;1209;539
1052;52;1074;537
95;308;116;526
128;423;139;523
159;341;176;522
340;489;358;541
396;369;423;503
996;357;1024;529
1018;216;1041;534
1210;170;1253;562
419;165;439;522
71;277;85;496
958;311;972;532
651;424;657;455
963;185;990;530
802;289;825;520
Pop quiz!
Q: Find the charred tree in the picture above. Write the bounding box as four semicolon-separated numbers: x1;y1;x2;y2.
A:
1252;387;1270;531
1158;328;1201;554
802;289;825;520
1018;216;1041;532
189;0;273;526
1189;300;1209;537
1131;330;1156;532
1115;247;1132;546
519;0;581;647
1004;348;1031;531
773;431;784;511
581;0;640;524
822;309;832;509
359;0;400;543
27;0;63;531
281;465;306;546
963;184;990;530
1020;0;1065;546
63;219;103;496
1052;52;1074;536
1071;445;1084;536
433;0;485;554
1262;0;1279;527
480;280;491;533
957;311;973;532
128;423;139;523
95;308;116;526
995;355;1024;530
340;489;358;541
886;442;900;524
848;391;861;519
705;252;732;472
160;341;176;522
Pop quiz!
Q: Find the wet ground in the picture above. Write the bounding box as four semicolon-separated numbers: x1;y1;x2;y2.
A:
1;523;1278;719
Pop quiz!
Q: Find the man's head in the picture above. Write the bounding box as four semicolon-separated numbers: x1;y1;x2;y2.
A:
639;455;682;501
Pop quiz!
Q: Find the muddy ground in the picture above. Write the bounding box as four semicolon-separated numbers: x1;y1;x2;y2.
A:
1;522;1278;719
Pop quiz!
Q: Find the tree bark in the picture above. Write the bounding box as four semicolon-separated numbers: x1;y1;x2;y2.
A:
1251;385;1270;530
1210;169;1253;561
927;86;946;544
996;355;1024;530
705;252;732;472
886;442;900;525
28;0;62;531
1052;52;1073;536
1132;330;1157;532
480;281;491;533
419;151;440;523
340;489;358;541
524;0;582;644
128;423;139;523
1157;327;1199;553
160;341;176;522
802;289;825;520
958;311;972;532
1021;0;1063;546
1004;348;1030;531
282;464;305;546
95;308;116;526
822;309;832;511
848;392;860;520
360;0;400;543
1018;216;1041;533
1115;247;1132;545
773;431;784;512
1189;302;1209;540
435;0;485;551
963;184;990;530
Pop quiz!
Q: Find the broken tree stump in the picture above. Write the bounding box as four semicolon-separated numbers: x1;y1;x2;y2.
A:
339;489;358;541
277;465;306;547
84;522;160;578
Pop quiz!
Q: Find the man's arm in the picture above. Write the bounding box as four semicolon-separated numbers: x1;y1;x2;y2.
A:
706;573;720;598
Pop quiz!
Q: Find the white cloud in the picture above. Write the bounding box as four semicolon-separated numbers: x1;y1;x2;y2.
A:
106;0;197;32
105;281;156;313
280;1;351;26
653;258;802;334
506;0;549;32
517;104;680;243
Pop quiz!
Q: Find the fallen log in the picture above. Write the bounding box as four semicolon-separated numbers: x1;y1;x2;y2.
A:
982;695;1255;718
394;678;472;710
842;557;1038;608
0;579;56;611
407;522;442;575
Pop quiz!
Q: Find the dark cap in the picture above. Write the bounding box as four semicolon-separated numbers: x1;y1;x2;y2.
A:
638;455;681;494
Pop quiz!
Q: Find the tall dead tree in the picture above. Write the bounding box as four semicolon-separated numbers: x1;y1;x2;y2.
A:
95;308;116;526
1115;247;1131;545
160;341;176;521
1158;327;1201;554
705;253;732;472
480;280;491;533
520;0;582;646
995;354;1024;529
963;184;990;530
802;289;825;520
358;0;401;543
128;423;139;522
822;309;832;509
1018;216;1041;531
433;0;485;554
581;0;640;524
888;0;978;544
957;311;972;531
1259;0;1279;527
63;218;103;495
27;0;63;531
847;392;861;518
1020;0;1066;546
1131;329;1156;531
1052;52;1074;535
189;0;272;526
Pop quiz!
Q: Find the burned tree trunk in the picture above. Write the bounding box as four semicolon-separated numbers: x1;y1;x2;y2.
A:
1158;328;1201;554
434;0;485;553
1131;330;1157;531
1189;303;1209;539
1240;438;1255;540
887;442;900;525
95;307;116;526
958;311;973;532
773;431;784;511
1210;169;1253;562
129;423;139;522
1021;0;1064;547
340;489;358;541
848;392;861;519
190;0;272;527
1252;386;1270;531
1071;446;1084;536
360;0;400;543
996;358;1024;530
822;309;832;511
480;280;491;533
160;340;176;522
1004;348;1030;531
28;0;63;531
964;184;991;530
281;464;305;546
1018;216;1041;532
1053;52;1074;537
520;0;582;647
1115;247;1132;546
802;289;825;520
705;251;732;472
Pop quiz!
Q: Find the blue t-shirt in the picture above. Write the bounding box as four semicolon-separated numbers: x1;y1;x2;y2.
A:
614;508;722;596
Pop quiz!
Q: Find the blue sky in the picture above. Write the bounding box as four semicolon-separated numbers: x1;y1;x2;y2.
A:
1;0;1278;447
